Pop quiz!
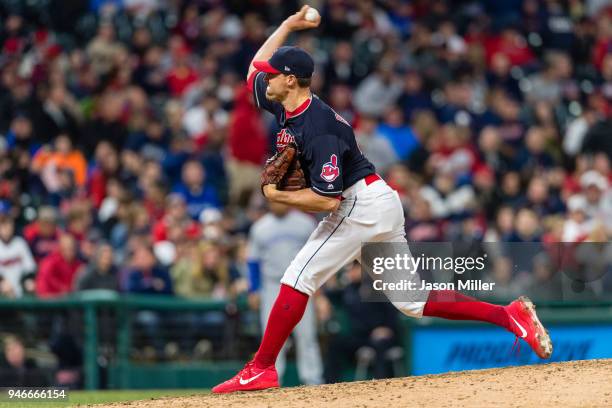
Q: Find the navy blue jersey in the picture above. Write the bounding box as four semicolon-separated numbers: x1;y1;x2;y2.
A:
251;71;375;196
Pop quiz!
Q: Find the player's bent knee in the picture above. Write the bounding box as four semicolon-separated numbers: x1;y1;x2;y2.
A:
280;269;316;297
392;301;427;319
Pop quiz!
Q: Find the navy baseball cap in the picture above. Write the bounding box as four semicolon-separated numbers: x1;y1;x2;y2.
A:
253;46;314;78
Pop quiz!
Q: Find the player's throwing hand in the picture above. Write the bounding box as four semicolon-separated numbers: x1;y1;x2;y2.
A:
282;5;321;32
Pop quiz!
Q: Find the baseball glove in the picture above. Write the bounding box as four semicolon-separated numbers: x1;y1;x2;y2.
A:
261;143;307;192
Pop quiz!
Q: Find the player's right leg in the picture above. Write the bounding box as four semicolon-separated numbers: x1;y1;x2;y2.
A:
213;197;364;393
260;283;288;382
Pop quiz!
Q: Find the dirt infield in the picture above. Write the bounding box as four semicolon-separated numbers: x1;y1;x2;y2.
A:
96;359;612;408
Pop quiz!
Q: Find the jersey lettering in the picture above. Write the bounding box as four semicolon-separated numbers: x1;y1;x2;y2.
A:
276;128;295;151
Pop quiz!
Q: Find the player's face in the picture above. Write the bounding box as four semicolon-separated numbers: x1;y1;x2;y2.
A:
264;73;290;102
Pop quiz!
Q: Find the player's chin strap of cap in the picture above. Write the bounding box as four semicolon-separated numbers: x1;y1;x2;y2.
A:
337;174;382;201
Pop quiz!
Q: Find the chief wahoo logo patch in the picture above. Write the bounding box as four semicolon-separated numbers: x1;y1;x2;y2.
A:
321;154;340;182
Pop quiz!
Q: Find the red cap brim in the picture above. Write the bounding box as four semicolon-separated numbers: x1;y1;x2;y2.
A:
253;60;281;74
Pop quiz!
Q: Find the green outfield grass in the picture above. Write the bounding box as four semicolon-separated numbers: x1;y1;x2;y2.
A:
0;389;207;407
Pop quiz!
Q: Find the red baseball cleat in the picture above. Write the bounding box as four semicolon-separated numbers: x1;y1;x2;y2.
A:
212;361;279;394
505;296;553;359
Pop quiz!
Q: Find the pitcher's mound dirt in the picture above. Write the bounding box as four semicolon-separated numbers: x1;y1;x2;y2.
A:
98;359;612;408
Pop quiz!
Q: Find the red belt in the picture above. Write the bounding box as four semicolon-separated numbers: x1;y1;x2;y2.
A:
364;173;382;185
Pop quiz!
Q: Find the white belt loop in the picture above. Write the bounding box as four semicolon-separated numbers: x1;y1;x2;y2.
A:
342;178;367;198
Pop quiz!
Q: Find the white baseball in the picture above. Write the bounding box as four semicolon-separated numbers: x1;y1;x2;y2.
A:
305;7;319;22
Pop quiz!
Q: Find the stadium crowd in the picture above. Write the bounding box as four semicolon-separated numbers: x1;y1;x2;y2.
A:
1;0;612;386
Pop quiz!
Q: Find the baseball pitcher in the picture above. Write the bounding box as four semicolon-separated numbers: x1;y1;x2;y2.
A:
213;6;552;393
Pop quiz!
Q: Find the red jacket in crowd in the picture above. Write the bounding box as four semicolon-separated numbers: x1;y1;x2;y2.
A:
35;252;83;298
228;85;268;165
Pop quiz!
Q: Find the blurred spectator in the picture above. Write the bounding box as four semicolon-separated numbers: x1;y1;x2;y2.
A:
494;171;526;209
582;117;612;161
525;178;565;217
152;194;200;243
485;206;516;242
110;200;151;262
355;116;397;174
405;198;443;242
35;234;83;298
86;21;123;77
182;95;228;141
482;256;527;299
323;41;364;91
427;125;477;178
0;336;47;387
23;206;61;262
123;242;173;358
170;240;239;299
377;106;420;160
525;252;564;301
353;58;402;116
31;134;87;189
0;214;36;298
507;208;542;243
49;324;82;389
97;178;126;225
486;53;522;102
142;180;168;223
166;45;198;97
484;26;535;68
5;114;40;155
397;70;433;121
88;142;120;209
226;85;268;205
513;127;557;176
173;160;221;219
170;239;209;298
420;172;477;219
75;243;118;291
563;195;594;242
125;243;173;295
126;118;170;163
563;108;599;157
323;262;400;383
578;170;612;226
65;205;95;258
524;52;572;104
82;93;128;156
31;85;79;144
478;126;512;177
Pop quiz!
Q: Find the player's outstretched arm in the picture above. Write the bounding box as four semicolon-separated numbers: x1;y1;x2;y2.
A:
263;184;340;213
246;5;321;80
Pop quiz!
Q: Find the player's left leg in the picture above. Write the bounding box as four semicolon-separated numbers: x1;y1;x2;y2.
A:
376;193;553;359
416;287;552;358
